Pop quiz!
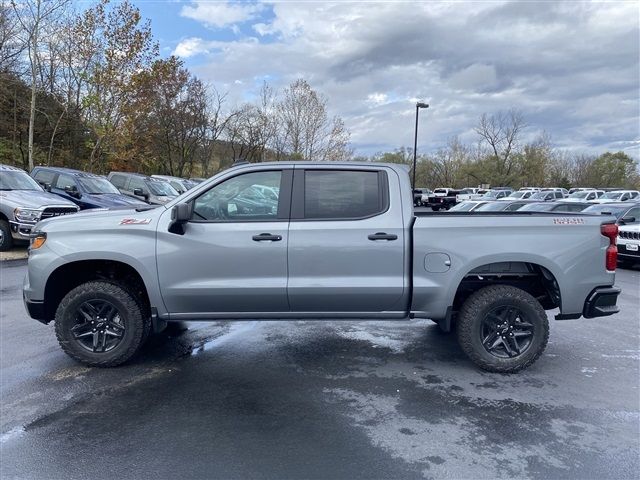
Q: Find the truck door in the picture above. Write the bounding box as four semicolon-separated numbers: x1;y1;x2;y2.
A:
287;167;407;314
156;168;292;316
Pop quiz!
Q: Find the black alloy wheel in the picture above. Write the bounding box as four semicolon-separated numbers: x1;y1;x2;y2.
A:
71;299;126;353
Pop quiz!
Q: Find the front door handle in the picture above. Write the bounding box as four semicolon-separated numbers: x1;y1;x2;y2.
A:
252;233;282;242
368;232;398;241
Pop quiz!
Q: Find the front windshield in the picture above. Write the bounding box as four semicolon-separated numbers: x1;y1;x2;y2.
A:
434;188;447;194
147;180;178;196
600;192;622;199
518;202;554;212
506;191;526;199
529;192;550;200
449;202;477;211
476;202;509;211
78;177;121;194
480;191;500;199
582;205;626;218
568;191;590;199
0;170;43;191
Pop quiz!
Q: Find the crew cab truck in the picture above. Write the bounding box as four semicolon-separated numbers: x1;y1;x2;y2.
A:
24;162;621;372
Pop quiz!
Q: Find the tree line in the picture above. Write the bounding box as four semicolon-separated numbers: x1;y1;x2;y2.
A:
1;0;637;189
364;110;639;189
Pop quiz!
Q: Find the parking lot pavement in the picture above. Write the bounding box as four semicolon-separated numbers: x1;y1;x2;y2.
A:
1;262;638;480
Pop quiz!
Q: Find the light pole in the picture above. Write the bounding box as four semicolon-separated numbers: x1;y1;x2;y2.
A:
412;102;429;190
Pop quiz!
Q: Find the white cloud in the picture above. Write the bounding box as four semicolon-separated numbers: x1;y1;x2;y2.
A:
172;37;216;58
367;93;388;106
180;1;263;29
180;1;639;157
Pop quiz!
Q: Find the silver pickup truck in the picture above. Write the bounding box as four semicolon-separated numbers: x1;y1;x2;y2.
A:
24;162;621;372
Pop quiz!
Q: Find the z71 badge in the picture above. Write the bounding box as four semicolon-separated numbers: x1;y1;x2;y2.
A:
553;217;585;225
119;218;152;225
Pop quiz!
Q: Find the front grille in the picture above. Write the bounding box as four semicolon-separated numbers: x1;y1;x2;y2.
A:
619;231;640;240
40;207;78;219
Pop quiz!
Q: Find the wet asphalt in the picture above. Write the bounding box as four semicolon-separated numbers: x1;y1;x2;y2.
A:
0;260;639;480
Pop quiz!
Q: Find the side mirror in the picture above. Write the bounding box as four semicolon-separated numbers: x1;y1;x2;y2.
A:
620;216;635;225
133;188;148;199
64;185;81;198
169;203;192;234
44;183;52;192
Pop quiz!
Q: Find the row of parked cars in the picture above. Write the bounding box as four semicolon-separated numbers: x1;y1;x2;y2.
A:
412;186;640;268
0;164;202;250
413;186;640;210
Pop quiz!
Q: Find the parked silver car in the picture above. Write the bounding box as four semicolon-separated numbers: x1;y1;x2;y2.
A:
0;164;78;251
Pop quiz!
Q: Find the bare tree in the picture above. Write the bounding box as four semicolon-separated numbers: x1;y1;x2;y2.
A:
474;109;526;184
11;0;70;170
276;78;351;161
0;1;24;72
199;86;233;176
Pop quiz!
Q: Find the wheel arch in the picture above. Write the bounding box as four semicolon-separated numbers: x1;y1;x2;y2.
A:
440;259;562;332
43;259;152;322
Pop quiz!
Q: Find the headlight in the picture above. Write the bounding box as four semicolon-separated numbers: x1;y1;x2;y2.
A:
14;208;41;223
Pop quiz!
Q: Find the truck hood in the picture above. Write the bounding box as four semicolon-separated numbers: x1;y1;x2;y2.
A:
36;205;163;232
0;189;77;209
81;193;148;208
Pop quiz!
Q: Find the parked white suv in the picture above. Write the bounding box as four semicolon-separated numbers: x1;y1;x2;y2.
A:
565;190;604;202
590;190;640;204
617;224;639;268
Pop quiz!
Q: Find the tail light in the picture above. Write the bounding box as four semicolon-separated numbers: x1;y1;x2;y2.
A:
601;223;618;271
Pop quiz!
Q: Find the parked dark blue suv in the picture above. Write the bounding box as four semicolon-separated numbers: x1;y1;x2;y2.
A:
31;167;148;210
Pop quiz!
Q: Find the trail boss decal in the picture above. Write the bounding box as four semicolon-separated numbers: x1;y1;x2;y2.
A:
553;217;585;225
120;218;152;225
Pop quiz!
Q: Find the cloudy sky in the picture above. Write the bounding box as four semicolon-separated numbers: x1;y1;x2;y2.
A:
137;0;640;157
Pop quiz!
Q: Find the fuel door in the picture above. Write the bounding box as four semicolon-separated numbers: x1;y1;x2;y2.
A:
424;252;452;273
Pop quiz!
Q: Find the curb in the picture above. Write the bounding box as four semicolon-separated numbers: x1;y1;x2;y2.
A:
0;258;28;266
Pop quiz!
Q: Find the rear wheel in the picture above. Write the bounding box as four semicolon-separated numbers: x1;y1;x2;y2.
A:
55;281;149;367
456;285;549;373
0;220;13;251
432;206;440;212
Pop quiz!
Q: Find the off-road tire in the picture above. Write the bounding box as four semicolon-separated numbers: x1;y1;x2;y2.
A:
457;285;549;373
0;219;13;251
55;281;149;367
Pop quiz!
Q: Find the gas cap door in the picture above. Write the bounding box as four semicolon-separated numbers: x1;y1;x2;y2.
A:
424;253;452;273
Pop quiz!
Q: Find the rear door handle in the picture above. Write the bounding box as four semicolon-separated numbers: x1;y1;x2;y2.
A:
368;232;398;241
252;233;282;242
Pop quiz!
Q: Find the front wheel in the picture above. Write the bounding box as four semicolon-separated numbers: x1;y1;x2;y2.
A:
456;285;549;373
55;281;150;367
0;220;13;251
432;206;440;212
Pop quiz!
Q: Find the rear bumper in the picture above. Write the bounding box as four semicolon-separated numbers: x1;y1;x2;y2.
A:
583;286;621;319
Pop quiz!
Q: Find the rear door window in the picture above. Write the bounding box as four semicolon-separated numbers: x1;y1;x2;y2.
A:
302;170;386;220
33;169;56;186
110;174;127;189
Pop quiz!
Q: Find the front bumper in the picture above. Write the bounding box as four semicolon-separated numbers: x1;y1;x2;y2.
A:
9;220;36;239
23;294;48;324
618;243;640;259
583;286;621;319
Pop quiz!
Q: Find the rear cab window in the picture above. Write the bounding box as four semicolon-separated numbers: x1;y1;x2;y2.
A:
293;169;388;220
